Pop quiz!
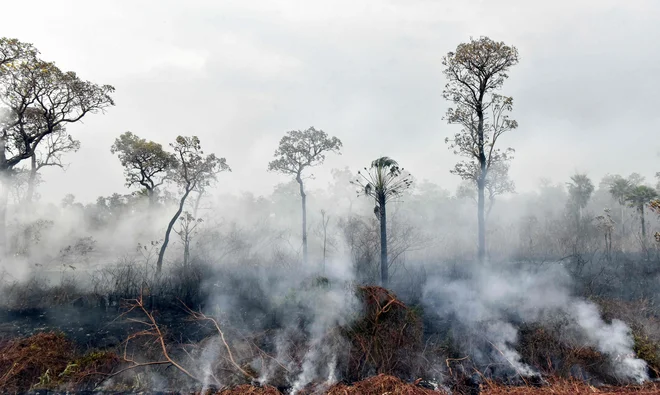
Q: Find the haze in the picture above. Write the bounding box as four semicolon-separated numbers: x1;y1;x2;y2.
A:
3;0;660;203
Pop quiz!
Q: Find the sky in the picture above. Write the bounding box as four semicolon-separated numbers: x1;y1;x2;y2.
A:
3;0;660;203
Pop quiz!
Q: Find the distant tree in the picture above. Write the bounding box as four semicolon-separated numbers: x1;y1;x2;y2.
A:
174;211;203;268
627;173;645;187
625;185;658;242
595;209;614;259
352;157;412;287
566;173;594;224
0;37;114;254
443;36;519;262
156;136;230;273
267;127;342;265
607;175;632;235
649;199;660;243
655;172;660;192
25;129;80;203
111;131;176;206
454;161;515;218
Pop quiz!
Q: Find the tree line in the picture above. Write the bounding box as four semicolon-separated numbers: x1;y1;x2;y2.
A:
2;36;658;288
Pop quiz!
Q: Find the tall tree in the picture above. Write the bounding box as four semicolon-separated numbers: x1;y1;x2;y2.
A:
111;131;176;206
442;36;519;262
625;185;658;242
352;157;412;287
267;127;342;265
607;175;632;235
156;136;229;273
0;37;114;253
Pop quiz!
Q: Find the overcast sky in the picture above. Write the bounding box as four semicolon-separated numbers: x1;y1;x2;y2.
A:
4;0;660;203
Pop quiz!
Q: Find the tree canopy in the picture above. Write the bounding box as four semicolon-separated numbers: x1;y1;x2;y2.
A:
111;131;176;204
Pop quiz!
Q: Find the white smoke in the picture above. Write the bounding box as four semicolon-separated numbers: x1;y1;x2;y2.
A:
423;261;648;383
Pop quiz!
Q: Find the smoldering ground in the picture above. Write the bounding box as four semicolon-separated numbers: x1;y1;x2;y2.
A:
0;172;659;393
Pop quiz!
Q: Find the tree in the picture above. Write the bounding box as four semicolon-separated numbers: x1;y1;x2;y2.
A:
111;131;176;206
0;37;114;254
625;185;658;242
649;199;660;243
25;129;80;203
352;157;412;287
267;127;342;265
607;175;632;235
156;136;230;273
595;209;614;259
442;36;519;262
566;173;594;225
174;211;203;268
454;160;515;218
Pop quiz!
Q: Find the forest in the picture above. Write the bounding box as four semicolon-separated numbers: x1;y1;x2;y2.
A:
1;33;660;395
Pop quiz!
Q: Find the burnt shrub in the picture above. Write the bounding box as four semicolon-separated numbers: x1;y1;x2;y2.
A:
342;286;423;382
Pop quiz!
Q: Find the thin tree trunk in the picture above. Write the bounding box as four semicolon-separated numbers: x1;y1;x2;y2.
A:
640;205;646;240
477;177;486;262
477;109;486;263
193;190;203;218
183;237;190;268
0;136;8;257
156;188;191;273
379;194;388;288
0;170;8;257
26;153;37;203
297;175;308;265
147;187;155;207
322;211;328;275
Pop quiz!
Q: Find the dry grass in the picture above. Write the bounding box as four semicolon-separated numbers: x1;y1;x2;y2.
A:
0;332;75;392
0;332;121;392
482;377;660;394
216;383;281;394
325;374;445;394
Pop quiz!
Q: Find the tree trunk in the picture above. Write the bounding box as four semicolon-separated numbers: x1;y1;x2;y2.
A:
477;109;487;263
147;187;155;207
192;190;204;218
0;170;8;257
640;204;646;240
379;194;388;288
156;188;191;273
322;211;327;275
0;137;8;257
477;177;486;263
183;237;190;268
26;153;37;203
297;175;308;265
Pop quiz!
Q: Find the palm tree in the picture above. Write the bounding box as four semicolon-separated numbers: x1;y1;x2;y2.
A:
625;185;658;241
608;176;632;235
566;174;594;225
352;157;412;288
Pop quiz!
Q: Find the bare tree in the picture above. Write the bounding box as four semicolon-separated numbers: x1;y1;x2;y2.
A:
0;37;114;253
26;129;80;203
443;36;519;262
267;127;342;265
156;136;230;273
352;157;412;287
174;211;203;268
